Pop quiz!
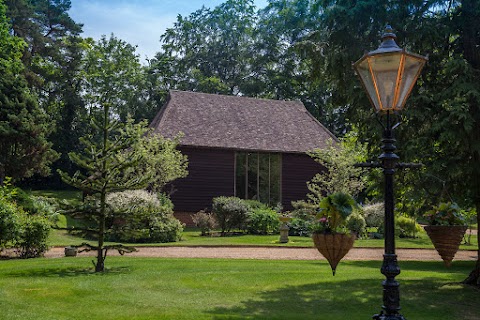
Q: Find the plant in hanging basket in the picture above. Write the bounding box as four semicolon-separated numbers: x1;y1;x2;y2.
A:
311;192;357;275
423;202;467;267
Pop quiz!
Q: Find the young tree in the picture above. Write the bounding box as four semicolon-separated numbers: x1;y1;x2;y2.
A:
59;35;188;272
58;112;151;272
307;133;368;202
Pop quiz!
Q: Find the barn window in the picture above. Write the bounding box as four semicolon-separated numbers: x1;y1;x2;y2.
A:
234;152;281;206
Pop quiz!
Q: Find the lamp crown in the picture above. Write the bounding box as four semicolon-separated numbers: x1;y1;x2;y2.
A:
381;25;396;40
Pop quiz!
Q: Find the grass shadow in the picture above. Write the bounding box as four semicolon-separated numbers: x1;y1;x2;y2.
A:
206;273;479;320
5;265;132;278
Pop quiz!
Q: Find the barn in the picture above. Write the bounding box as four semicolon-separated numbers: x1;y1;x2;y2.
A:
150;90;337;224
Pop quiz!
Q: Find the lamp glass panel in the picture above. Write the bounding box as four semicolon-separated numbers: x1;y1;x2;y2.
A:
355;58;381;111
395;55;426;110
369;53;402;111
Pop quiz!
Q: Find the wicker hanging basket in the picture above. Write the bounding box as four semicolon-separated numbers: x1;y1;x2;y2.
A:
424;225;467;267
312;232;356;275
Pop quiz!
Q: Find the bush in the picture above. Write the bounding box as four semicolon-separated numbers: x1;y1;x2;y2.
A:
212;197;249;235
191;210;217;236
17;214;50;258
0;198;21;250
346;212;366;237
287;201;316;236
396;215;422;238
363;203;384;228
247;208;280;234
106;190;183;243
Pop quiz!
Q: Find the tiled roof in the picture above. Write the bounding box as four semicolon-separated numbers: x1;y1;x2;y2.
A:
150;90;337;153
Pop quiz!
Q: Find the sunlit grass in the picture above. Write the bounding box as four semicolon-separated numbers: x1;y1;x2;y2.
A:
0;258;477;320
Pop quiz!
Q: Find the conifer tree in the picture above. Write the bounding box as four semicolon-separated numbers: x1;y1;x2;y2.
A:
58;108;152;272
0;0;57;184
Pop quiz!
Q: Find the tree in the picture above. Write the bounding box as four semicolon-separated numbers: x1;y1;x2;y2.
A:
151;0;260;97
0;0;57;184
307;133;368;203
301;0;480;286
82;35;155;122
59;35;188;272
58;114;151;272
131;134;188;193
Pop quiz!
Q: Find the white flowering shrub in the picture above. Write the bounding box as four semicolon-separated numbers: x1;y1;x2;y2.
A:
106;190;183;243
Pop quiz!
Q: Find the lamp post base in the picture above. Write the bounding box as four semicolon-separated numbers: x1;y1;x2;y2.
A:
372;311;406;320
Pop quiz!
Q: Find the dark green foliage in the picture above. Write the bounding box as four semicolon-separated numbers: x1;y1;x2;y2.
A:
212;196;250;236
106;190;183;243
246;208;280;235
0;1;58;184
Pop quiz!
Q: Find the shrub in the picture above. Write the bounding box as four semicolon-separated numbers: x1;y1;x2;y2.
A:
17;214;50;258
287;201;316;236
192;210;217;236
346;212;366;237
0;198;21;250
212;196;249;235
363;202;384;228
247;208;280;235
396;215;422;238
106;190;183;243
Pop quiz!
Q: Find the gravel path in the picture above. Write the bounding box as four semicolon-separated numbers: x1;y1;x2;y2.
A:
45;246;478;262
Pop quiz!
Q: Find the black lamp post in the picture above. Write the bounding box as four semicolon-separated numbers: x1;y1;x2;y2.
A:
353;26;427;319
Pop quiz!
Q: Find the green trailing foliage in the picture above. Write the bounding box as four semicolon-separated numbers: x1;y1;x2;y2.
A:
313;192;357;234
424;202;467;226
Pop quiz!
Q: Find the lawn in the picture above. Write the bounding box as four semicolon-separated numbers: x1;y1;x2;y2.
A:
0;257;477;320
48;228;479;251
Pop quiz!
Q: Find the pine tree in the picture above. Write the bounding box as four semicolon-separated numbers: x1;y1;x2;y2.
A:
0;0;57;184
58;107;152;272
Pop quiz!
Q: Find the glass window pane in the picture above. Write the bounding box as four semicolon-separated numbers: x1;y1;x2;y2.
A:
235;152;246;199
356;58;382;111
269;153;281;206
395;55;425;110
258;153;270;204
370;53;402;110
247;153;258;200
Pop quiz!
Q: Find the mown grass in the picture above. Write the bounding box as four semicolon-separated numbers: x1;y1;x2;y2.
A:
0;257;477;320
48;228;478;251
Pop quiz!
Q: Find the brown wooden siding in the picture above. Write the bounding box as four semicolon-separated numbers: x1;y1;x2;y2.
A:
169;147;235;212
281;153;323;210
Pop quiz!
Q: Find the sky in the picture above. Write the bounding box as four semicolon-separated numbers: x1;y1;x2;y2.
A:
69;0;269;62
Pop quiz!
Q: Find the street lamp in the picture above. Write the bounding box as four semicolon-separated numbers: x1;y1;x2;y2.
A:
353;26;427;320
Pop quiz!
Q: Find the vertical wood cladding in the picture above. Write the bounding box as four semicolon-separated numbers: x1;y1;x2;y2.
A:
282;153;323;210
169;147;235;212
